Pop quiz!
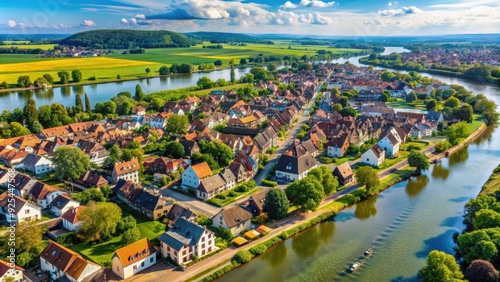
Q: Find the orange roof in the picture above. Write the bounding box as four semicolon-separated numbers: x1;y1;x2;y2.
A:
114;238;156;267
41;125;71;138
244;230;261;239
61;206;85;224
114;158;140;176
232;237;248;246
256;225;271;233
184;133;197;141
191;162;212;179
240;115;258;124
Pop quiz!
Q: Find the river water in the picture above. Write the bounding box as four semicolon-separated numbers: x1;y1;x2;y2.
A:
214;49;500;282
0;47;405;112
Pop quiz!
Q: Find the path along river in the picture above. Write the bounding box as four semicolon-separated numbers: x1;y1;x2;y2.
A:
214;49;500;282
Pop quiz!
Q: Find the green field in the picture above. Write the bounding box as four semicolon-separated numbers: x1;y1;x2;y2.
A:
1;44;56;50
0;41;365;86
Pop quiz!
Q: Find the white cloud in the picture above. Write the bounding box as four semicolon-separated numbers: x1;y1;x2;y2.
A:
7;20;16;28
299;13;333;24
130;18;138;25
135;14;146;19
299;0;335;8
80;20;96;27
280;1;298;8
120;18;128;24
379;6;422;16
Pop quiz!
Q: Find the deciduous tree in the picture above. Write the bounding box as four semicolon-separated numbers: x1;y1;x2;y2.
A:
78;201;122;242
263;188;289;220
164;141;185;158
72;70;82;82
418;250;464;282
57;71;70;84
54;146;90;181
285;178;325;212
167;114;188;134
408;151;430;174
464;260;499;282
355;166;380;195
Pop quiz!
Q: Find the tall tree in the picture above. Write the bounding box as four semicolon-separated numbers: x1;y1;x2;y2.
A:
285;178;325;212
53;147;90;181
408;151;430;174
446;121;471;145
134;84;144;101
164;141;185;159
84;93;91;113
78;201;122;242
0;222;44;267
23;98;38;132
72;70;82;82
263;188;289;220
464;260;499;282
418;250;464;282
355;166;380;195
75;93;84;113
57;71;70;84
122;227;141;245
167;114;188;134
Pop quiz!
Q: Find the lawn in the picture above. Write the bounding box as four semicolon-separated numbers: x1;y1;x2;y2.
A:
1;44;56;50
72;205;166;265
468;114;483;133
0;54;58;64
480;165;500;195
149;83;246;99
386;99;427;111
41;210;56;221
206;187;259;207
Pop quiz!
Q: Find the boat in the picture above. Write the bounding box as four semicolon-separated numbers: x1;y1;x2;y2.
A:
431;159;442;164
350;261;363;272
364;247;374;257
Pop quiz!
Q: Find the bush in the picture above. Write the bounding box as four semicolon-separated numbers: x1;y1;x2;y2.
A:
215;194;226;199
406;144;421;151
228;191;237;197
435;140;451;153
249;244;267;256
262;179;278;187
319;156;334;164
232;250;252;264
89;76;96;81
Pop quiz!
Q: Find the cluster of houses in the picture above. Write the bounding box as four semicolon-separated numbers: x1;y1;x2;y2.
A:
394;48;500;67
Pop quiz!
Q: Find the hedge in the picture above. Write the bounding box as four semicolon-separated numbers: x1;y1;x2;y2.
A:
261;179;278;187
249;244;267;255
232;250;252;264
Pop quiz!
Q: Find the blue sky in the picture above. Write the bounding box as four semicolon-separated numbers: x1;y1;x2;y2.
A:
1;0;499;35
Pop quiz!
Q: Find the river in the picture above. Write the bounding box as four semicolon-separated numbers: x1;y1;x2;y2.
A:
0;47;405;112
214;50;500;282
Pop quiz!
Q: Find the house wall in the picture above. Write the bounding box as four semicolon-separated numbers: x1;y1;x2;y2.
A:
40;258;65;281
361;149;384;167
73;264;101;282
0;269;23;282
275;165;317;181
51;201;79;217
327;146;344;158
113;170;139;184
43;191;65;209
63;219;83;232
33;158;54;175
15;203;41;223
112;253;156;279
181;167;200;189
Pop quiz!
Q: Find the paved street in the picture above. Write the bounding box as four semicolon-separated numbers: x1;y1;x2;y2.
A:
160;188;220;217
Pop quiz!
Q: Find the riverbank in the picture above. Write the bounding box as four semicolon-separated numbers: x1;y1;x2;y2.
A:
480;163;500;195
188;123;488;282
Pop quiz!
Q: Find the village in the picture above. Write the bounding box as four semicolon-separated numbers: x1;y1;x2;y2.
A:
0;63;458;282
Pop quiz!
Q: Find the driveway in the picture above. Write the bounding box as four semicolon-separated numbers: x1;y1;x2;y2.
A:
160;188;220;218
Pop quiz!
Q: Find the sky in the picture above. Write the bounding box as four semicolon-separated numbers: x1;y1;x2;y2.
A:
0;0;499;36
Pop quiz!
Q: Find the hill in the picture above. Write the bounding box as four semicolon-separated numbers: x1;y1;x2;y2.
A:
60;29;197;49
185;32;272;44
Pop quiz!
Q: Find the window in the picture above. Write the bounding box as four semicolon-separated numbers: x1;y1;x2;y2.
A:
150;257;154;263
116;266;119;272
133;265;137;272
25;209;30;214
141;262;145;267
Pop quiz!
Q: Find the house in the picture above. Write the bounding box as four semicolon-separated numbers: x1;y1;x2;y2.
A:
247;189;269;216
16;153;54;175
29;181;64;209
165;204;197;229
40;241;101;282
112;158;140;184
0;260;23;282
275;153;319;181
61;206;85;232
179;139;201;157
75;170;108;188
9;173;37;197
333;162;354;185
112;238;157;279
0;193;41;223
361;144;386;167
181;162;212;189
144;157;185;175
378;128;402;158
326;134;350;158
197;174;227;200
228;162;249;184
146;112;169;129
159;218;216;265
411;122;432;139
50;194;80;217
131;105;146;116
219;168;236;190
212;206;253;236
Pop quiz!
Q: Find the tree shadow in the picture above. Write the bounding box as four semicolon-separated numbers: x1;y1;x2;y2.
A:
415;229;456;258
390;275;419;282
431;163;450;180
333;212;356;223
291;226;320;259
440;215;463;227
448;147;469;167
448;196;470;203
261;241;288;268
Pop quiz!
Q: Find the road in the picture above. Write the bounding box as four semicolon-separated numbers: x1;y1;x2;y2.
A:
254;80;326;185
160;188;220;217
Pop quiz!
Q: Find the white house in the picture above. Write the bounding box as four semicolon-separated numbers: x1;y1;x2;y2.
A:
411;123;432;139
49;194;80;217
361;144;386;167
16;153;54;175
28;181;65;209
146;112;169;129
112;238;157;279
112;158;140;184
275;153;319;181
181;162;212;189
0;192;41;224
0;260;24;282
220;168;236;190
378;128;402;158
61;206;85;232
212;206;253;236
159;218;216;265
40;241;101;282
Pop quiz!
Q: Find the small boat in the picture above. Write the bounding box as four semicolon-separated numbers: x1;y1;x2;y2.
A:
431;159;442;164
350;261;363;272
364;247;374;257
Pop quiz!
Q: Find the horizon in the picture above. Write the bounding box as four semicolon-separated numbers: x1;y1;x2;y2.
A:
1;0;499;36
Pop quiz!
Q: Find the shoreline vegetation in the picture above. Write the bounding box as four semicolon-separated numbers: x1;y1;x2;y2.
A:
193;123;489;282
480;163;500;195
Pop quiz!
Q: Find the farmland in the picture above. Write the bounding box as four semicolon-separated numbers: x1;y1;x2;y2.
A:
0;43;56;50
0;41;366;86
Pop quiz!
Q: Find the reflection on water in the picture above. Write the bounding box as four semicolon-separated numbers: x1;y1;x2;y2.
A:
354;195;378;220
261;241;288;268
405;175;429;197
71;85;85;95
448;147;469;167
291;227;320;259
431;164;450;180
318;220;336;243
61;86;71;96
